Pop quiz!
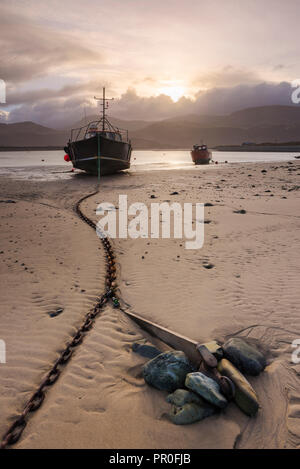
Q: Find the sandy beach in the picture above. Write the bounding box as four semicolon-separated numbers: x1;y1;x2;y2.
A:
0;160;299;449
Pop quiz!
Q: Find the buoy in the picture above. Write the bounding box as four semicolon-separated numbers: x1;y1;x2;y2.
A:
64;154;70;162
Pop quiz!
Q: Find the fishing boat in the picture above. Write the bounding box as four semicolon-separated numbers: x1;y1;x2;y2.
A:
191;144;212;165
64;88;132;176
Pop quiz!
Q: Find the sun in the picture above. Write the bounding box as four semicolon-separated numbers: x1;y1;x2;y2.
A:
158;85;186;102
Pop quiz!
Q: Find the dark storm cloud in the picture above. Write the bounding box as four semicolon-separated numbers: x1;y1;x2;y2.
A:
111;82;295;120
192;82;294;115
6;81;295;128
8;95;96;128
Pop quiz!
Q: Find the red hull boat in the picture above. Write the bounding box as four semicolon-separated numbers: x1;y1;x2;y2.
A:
191;144;212;165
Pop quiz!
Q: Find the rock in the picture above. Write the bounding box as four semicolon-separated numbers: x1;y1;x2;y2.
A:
203;262;214;269
132;342;162;359
233;209;247;214
185;372;228;408
199;340;223;360
166;389;203;406
217;358;259;416
222;338;266;376
48;308;64;318
143;351;194;392
168;402;215;425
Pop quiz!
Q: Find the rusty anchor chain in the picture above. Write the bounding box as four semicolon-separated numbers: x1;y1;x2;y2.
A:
0;190;117;449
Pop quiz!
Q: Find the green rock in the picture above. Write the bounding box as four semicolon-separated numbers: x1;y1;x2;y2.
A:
166;389;204;406
169;403;215;425
185;372;228;408
143;351;194;392
222;338;266;376
132;342;162;359
217;358;259;416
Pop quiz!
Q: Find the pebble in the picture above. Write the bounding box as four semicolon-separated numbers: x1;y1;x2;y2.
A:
143;351;194;392
199;340;223;360
132;342;162;359
168;402;215;425
48;308;64;318
222;337;266;376
166;389;203;407
233;209;247;214
217;358;259;416
185;372;228;408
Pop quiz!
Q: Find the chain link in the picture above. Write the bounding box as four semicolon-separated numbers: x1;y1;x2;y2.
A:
0;190;117;449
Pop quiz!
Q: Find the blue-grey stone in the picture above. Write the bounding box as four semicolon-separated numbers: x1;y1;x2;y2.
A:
185;372;228;408
132;342;162;359
222;338;266;376
166;389;204;406
169;402;215;425
143;351;194;392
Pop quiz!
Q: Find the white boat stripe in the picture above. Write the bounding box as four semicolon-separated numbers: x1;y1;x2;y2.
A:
75;156;129;164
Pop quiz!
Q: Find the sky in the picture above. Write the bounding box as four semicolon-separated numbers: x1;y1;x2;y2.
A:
0;0;300;127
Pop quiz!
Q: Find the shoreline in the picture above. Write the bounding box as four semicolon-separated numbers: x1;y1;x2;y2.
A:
2;145;300;153
0;161;299;448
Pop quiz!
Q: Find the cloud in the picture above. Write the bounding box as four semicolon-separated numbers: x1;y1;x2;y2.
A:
193;66;261;89
1;2;298;127
5;81;297;128
192;81;294;115
0;8;103;85
6;80;103;106
0;110;9;122
7;96;97;128
111;82;296;120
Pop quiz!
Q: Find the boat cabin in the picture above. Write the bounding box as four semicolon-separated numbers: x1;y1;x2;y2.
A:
193;144;207;151
85;126;122;141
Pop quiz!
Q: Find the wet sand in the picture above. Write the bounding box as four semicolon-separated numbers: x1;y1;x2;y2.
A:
0;161;299;448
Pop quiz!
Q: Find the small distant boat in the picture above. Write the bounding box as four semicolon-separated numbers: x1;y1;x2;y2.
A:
64;87;132;176
191;144;212;165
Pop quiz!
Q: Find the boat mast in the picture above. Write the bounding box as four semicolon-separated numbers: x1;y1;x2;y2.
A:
94;87;114;132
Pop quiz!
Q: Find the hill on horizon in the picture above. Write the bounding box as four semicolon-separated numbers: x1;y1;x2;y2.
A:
1;105;300;149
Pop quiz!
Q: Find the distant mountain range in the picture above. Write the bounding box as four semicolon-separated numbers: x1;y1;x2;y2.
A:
1;105;300;150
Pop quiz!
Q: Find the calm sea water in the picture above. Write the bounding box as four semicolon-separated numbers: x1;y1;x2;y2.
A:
0;149;297;180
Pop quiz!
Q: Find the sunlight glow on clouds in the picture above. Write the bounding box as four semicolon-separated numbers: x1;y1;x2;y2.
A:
1;0;300;125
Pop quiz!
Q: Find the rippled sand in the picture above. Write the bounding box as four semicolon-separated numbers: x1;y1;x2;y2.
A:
0;161;299;448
